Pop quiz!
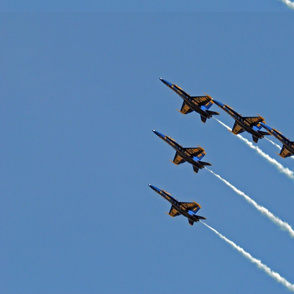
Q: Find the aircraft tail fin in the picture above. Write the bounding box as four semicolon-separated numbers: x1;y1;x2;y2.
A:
188;219;194;226
253;136;259;143
193;165;199;173
200;115;207;123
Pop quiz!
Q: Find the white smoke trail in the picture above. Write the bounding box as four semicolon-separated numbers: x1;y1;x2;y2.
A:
206;168;294;238
214;118;294;180
265;137;281;150
201;221;294;292
279;0;294;10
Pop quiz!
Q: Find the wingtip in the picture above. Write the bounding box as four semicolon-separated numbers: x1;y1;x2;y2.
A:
204;92;213;99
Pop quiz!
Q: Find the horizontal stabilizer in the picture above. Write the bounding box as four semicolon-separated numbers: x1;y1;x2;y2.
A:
188;219;194;226
259;130;270;136
198;160;212;166
206;110;219;116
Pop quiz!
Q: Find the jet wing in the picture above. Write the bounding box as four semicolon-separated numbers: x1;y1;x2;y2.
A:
179;101;193;115
243;116;264;126
172;152;186;165
280;145;293;158
231;121;245;135
180;202;201;213
191;96;212;106
168;206;181;217
184;147;204;157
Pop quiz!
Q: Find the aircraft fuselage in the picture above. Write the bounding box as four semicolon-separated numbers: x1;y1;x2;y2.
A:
160;78;212;119
170;84;211;118
162;136;205;170
219;104;264;139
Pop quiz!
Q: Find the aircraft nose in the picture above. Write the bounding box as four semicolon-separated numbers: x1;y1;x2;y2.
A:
213;99;223;107
159;78;173;87
152;130;165;139
148;184;161;193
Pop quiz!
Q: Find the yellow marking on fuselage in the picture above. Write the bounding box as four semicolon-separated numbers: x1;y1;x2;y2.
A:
175;84;184;91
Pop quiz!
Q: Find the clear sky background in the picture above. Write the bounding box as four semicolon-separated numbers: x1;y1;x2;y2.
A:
1;4;294;294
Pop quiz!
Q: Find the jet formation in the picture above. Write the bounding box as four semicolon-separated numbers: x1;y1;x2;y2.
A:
150;78;293;226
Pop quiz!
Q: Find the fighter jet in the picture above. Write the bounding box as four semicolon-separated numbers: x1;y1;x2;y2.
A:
148;184;206;226
213;100;269;143
153;130;211;173
160;78;219;123
260;123;294;158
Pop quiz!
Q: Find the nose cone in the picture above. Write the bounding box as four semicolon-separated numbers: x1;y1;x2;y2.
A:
152;129;165;139
160;78;173;87
148;184;161;193
260;122;271;131
212;99;224;107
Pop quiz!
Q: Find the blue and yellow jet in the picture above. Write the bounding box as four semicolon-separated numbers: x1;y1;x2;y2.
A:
261;123;294;158
153;130;211;173
148;184;206;226
160;78;219;123
213;100;269;143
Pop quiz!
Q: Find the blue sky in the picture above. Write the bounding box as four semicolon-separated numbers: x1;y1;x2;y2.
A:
1;7;294;294
0;0;293;12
